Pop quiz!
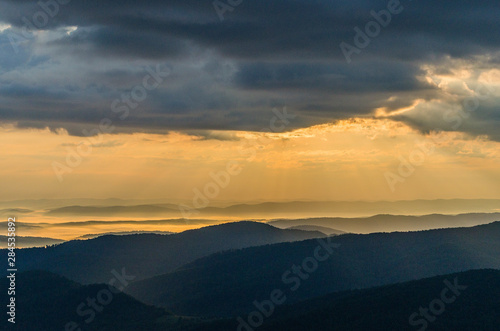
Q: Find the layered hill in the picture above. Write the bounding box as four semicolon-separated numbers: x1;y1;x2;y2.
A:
269;212;500;233
127;222;500;317
11;222;325;284
193;269;500;330
0;271;172;331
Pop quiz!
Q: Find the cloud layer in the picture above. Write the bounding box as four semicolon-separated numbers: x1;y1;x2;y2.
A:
0;0;499;139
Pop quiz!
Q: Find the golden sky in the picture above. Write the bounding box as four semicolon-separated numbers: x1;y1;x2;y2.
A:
1;116;499;203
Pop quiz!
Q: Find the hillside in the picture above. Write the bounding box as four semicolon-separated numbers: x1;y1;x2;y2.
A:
11;222;325;284
0;271;172;331
285;225;346;235
127;222;500;317
4;269;499;330
192;269;500;331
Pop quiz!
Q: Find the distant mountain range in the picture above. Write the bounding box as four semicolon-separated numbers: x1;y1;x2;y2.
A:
26;211;499;243
42;199;500;218
269;212;500;233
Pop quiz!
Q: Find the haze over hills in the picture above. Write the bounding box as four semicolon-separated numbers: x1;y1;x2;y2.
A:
75;231;175;240
200;199;500;218
0;218;225;240
126;222;500;317
0;235;64;249
42;199;500;219
0;198;183;210
11;222;325;284
46;204;180;216
4;199;497;240
7;212;499;242
269;213;500;233
0;208;33;216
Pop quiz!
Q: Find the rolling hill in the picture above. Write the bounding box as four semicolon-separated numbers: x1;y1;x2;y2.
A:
11;222;325;284
192;269;500;330
285;225;346;235
126;222;500;317
0;271;183;331
4;269;499;330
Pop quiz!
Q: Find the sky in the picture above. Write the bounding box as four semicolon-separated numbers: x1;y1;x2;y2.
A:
0;0;499;203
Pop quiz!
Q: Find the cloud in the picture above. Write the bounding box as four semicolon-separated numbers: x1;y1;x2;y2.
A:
185;130;241;141
0;0;498;140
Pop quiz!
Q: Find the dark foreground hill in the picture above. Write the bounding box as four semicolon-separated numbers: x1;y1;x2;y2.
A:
10;222;324;284
3;269;498;331
0;271;173;331
192;269;500;331
127;222;500;317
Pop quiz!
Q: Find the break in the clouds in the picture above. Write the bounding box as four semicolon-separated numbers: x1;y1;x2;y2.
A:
0;0;499;139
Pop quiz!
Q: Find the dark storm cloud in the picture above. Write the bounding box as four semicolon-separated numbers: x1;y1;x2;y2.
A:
2;0;499;61
50;26;190;59
0;0;499;139
233;61;427;92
